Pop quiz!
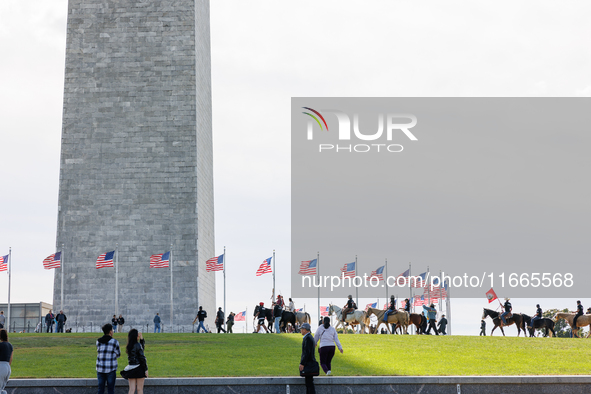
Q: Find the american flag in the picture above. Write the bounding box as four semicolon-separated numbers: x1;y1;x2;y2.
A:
340;262;356;278
206;254;224;272
256;257;272;276
369;265;385;281
43;251;61;270
320;306;329;316
150;251;170;268
396;268;410;285
383;303;388;310
298;259;317;275
410;272;427;288
0;254;8;272
96;251;115;269
414;295;425;307
365;302;377;311
234;311;246;321
295;308;303;313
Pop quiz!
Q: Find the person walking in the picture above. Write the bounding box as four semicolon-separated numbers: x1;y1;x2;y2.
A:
121;329;148;394
423;304;439;335
192;306;208;333
215;308;226;333
226;313;235;334
437;314;448;335
299;323;318;394
256;303;269;333
0;312;5;329
314;317;343;375
117;315;125;333
45;310;55;333
56;310;67;333
111;315;118;333
153;313;161;333
0;329;13;394
96;323;120;394
479;320;486;336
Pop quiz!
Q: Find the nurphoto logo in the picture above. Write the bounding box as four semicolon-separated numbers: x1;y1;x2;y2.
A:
301;107;418;153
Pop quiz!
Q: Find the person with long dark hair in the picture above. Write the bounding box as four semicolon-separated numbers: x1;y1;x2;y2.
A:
121;329;148;394
313;317;343;375
0;329;13;394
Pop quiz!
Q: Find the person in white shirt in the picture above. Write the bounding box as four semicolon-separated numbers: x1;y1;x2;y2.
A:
313;317;343;375
288;298;295;312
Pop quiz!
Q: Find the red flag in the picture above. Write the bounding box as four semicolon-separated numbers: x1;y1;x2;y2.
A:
234;311;246;321
486;288;498;303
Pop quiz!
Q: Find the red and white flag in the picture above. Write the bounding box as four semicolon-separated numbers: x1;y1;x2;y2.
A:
206;254;224;272
43;251;61;270
486;288;498;303
256;257;272;276
150;251;170;268
234;311;246;321
0;254;8;272
96;251;115;269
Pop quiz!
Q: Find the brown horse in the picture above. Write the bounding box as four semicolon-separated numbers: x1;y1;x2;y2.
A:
482;308;524;336
407;313;425;334
553;312;591;338
364;308;409;334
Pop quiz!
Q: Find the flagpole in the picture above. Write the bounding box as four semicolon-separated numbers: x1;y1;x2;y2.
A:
61;243;65;311
115;244;119;317
427;265;430;306
317;252;320;323
272;250;275;304
7;248;11;332
355;255;358;307
385;258;388;302
446;280;451;335
409;262;412;314
439;270;442;312
223;246;227;332
170;243;173;329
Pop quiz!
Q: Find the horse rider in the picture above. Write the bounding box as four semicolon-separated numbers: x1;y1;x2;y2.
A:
573;300;583;334
383;295;397;322
342;295;355;322
529;304;542;328
403;298;411;314
500;298;512;326
287;298;295;312
256;302;269;333
586;307;591;314
276;295;285;309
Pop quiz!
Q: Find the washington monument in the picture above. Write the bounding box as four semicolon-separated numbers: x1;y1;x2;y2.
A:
54;0;214;330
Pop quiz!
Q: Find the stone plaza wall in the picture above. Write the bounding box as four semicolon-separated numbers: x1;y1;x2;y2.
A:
54;0;215;331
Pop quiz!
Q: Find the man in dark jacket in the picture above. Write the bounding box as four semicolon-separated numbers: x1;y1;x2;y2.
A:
216;307;226;333
192;306;208;333
56;310;67;333
45;310;55;333
299;323;316;394
273;303;283;333
437;314;448;335
153;313;161;333
480;319;486;336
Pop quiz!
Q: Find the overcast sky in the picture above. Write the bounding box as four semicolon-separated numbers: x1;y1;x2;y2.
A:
1;1;590;335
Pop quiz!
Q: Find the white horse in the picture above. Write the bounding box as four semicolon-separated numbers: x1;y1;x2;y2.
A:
295;311;311;326
329;304;366;334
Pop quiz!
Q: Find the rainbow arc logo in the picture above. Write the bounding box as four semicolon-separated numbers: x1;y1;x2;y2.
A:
301;107;329;131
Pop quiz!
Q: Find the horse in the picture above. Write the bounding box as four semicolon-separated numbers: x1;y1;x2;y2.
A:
253;305;274;332
279;310;297;333
364;307;409;334
553;312;591;338
521;314;556;338
329;304;366;334
295;311;311;327
482;308;524;337
408;313;426;334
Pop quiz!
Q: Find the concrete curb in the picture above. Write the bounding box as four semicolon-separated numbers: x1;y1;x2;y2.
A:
7;376;591;393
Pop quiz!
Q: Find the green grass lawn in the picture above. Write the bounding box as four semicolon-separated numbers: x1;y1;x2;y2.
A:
7;332;591;378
